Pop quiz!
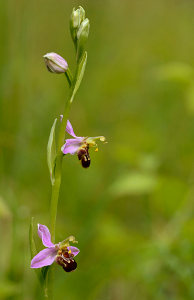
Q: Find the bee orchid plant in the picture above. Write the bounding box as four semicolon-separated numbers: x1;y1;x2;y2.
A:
29;6;106;299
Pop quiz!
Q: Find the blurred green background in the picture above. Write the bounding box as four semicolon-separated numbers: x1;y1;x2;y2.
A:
1;0;194;299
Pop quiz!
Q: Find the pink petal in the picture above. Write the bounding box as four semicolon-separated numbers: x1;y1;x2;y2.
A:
31;248;57;268
38;224;55;248
66;120;77;137
67;246;80;257
61;138;83;155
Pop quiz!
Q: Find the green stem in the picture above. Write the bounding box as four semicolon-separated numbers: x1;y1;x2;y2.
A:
50;89;72;241
50;155;62;242
48;57;80;298
47;88;74;300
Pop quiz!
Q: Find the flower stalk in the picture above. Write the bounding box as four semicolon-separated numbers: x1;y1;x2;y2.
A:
50;92;72;241
48;7;90;242
47;10;90;298
30;6;106;299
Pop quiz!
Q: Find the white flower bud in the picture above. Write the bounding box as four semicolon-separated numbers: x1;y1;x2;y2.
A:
43;52;68;74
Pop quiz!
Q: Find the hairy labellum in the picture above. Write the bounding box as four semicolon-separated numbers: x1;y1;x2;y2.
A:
77;147;91;168
56;249;77;272
56;256;77;272
81;154;90;168
63;259;77;272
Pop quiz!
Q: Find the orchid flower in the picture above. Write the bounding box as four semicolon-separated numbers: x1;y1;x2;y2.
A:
31;224;80;272
61;120;106;168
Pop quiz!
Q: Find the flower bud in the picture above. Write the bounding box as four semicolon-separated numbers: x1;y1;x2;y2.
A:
76;18;90;61
70;6;85;29
77;18;90;40
70;6;86;46
43;52;68;74
78;6;85;24
71;8;79;29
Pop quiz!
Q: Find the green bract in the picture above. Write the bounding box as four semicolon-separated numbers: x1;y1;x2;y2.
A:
47;118;57;185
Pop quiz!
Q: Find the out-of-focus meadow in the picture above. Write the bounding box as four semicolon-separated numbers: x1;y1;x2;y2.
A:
1;0;194;299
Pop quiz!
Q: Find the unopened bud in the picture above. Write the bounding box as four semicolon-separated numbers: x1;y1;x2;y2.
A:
77;18;90;40
71;8;79;29
76;18;90;61
78;6;85;25
70;6;87;49
43;52;68;74
70;6;85;29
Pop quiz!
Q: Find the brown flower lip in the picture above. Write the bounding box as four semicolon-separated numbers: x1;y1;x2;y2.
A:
56;249;77;272
77;147;91;168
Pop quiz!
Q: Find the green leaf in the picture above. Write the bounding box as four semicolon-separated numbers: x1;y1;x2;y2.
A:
70;51;87;103
47;118;57;185
29;217;43;283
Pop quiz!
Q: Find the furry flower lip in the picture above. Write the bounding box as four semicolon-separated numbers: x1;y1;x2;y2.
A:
31;224;79;272
61;120;106;168
43;53;68;74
